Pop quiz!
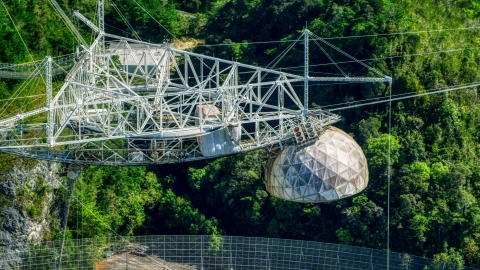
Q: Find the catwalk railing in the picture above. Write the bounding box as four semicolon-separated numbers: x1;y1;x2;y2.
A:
0;235;474;269
0;55;76;79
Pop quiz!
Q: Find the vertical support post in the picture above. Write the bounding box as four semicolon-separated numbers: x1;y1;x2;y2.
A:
279;82;284;134
370;252;373;270
255;71;261;144
249;84;253;118
387;81;392;270
216;61;219;89
163;236;166;269
199;92;203;129
46;56;53;147
57;165;81;270
303;29;309;117
144;51;148;84
199;58;204;126
201;236;204;270
234;65;238;120
98;0;105;71
89;50;93;80
166;50;170;85
136;99;140;133
200;58;203;83
98;0;104;49
123;42;128;85
336;244;340;270
257;71;261;101
184;55;189;88
266;238;269;270
234;64;238;96
98;0;104;33
229;238;233;270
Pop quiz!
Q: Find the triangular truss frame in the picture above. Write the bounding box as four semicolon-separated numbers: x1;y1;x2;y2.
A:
0;9;391;165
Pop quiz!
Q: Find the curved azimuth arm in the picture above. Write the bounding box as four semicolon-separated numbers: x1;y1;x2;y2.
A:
0;11;388;165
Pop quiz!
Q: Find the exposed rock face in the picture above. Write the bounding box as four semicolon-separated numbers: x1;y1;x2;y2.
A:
0;159;61;269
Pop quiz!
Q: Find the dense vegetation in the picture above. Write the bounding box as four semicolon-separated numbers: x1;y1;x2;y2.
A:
2;0;480;268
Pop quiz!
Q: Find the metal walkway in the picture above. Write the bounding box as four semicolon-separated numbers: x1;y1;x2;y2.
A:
0;56;76;79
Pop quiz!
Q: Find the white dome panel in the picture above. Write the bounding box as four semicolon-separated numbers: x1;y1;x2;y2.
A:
266;126;369;203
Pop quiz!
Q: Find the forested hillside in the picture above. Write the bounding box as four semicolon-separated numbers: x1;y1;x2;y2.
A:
1;0;480;267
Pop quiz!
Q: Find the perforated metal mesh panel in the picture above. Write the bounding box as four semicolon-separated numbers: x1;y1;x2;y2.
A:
0;235;473;270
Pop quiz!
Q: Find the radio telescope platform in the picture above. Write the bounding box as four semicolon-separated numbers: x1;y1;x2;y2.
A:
0;7;390;166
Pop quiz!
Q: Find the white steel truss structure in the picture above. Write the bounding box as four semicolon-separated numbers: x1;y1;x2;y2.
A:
0;9;391;165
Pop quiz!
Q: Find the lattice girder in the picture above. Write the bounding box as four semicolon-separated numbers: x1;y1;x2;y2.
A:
0;22;394;164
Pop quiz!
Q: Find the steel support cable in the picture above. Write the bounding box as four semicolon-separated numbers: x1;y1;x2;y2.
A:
105;22;145;41
0;0;46;88
47;0;88;47
264;34;303;70
253;43;480;75
0;4;67;119
0;0;35;63
281;69;346;76
9;78;45;120
194;26;480;47
309;31;386;77
105;22;135;36
0;63;45;117
320;26;480;40
0;94;45;103
52;60;74;75
318;84;431;109
0;0;71;121
387;82;392;270
127;0;182;44
57;176;75;270
108;0;142;40
2;29;476;73
255;34;304;82
15;87;44;117
244;44;479;76
312;39;347;77
319;82;480;110
0;81;36;118
91;2;99;41
0;69;47;120
0;60;44;70
3;94;45;131
0;57;75;78
0;62;43;100
54;178;174;270
328;82;480;111
196;39;298;47
268;44;480;75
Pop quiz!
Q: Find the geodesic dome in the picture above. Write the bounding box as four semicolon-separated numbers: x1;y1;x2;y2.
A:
266;126;368;202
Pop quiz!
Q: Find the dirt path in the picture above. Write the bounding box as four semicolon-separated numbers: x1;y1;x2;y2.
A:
95;253;199;270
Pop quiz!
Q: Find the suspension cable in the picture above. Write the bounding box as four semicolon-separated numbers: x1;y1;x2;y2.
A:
194;26;480;47
0;0;45;87
309;32;386;77
47;0;88;47
54;175;174;270
328;83;480;111
127;0;182;44
109;0;142;40
312;39;347;77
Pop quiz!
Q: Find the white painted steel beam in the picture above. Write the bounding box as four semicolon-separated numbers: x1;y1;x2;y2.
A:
0;15;389;164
